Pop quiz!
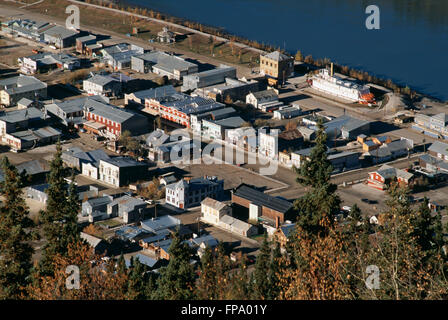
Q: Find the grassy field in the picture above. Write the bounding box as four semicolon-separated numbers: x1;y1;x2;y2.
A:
0;0;260;68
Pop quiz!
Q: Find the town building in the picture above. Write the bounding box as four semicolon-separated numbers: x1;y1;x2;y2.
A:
274;223;296;248
141;215;181;234
44;96;90;127
367;165;414;190
273;104;302;120
193;77;263;103
0;107;46;136
191;107;237;134
165;176;224;209
201;197;232;225
226;126;258;153
413;113;448;140
259;51;294;86
2;126;61;151
200;197;257;237
17;97;41;110
324;115;371;140
366;138;413;164
246;89;282;112
76;34;97;54
181;65;237;92
98;157;149;187
125;85;176;110
101;43;144;70
80;232;109;255
201;116;246;140
62;147;110;179
116;225;150;243
82;97;148;137
1;19;51;42
131;51;198;80
419;141;448;175
0;75;47;107
231;184;293;227
19;52;80;74
25;183;49;203
83;72;134;97
157;27;176;43
291;148;360;172
157;94;225;128
42;24;79;48
81;195;113;222
107;195;147;223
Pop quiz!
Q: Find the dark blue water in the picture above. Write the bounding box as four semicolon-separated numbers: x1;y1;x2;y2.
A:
124;0;448;101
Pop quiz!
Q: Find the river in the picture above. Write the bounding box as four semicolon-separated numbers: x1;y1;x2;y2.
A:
122;0;448;101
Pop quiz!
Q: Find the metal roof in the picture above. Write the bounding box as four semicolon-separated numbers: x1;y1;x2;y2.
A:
201;197;228;211
43;25;77;39
84;97;146;123
428;141;448;156
132;85;176;100
233;184;293;214
141;215;181;233
0;75;47;95
0;107;44;123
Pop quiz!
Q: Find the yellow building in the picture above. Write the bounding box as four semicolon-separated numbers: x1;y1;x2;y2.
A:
260;51;294;86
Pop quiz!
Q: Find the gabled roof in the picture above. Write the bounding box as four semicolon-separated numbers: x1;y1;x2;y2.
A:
372;164;414;181
16;159;48;176
135;253;159;268
201;197;228;211
80;232;104;248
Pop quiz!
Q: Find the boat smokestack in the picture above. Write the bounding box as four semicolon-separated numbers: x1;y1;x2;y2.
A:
330;62;334;77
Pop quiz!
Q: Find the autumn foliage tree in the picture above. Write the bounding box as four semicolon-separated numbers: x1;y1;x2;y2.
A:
25;241;128;300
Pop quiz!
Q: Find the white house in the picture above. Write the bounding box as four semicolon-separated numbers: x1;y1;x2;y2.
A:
201;197;232;225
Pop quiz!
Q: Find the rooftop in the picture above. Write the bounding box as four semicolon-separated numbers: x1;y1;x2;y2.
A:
263;51;292;62
141;215;181;233
233;184;293;214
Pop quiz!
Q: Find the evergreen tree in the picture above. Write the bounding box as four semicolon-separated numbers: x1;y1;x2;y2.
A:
63;171;80;249
127;258;147;299
293;119;341;236
196;246;218;299
252;233;271;299
267;242;282;300
230;255;250;300
0;157;35;299
153;233;196;300
39;142;79;275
